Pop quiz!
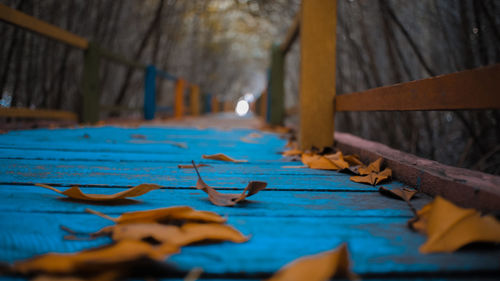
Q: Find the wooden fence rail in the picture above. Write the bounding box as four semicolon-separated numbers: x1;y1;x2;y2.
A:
0;3;210;124
266;0;500;150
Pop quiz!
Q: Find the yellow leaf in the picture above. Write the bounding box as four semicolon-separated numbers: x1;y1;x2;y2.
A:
267;243;357;281
323;152;349;170
99;222;248;246
282;149;303;157
410;196;500;253
13;240;177;275
202;153;248;163
343;154;363;166
86;206;226;225
35;183;160;202
350;168;392;185
301;153;344;171
240;137;259;144
357;158;383;175
193;161;267;206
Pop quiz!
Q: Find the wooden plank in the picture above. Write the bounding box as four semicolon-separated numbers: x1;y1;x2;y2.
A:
0;185;430;218
299;0;336;150
335;132;500;212
189;85;200;116
174;79;186;118
280;12;300;54
0;3;88;49
336;64;500;111
259;89;268;118
0;213;498;275
268;45;285;125
0;107;77;121
212;96;220;113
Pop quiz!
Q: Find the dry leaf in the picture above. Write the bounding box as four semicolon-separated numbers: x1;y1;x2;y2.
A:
357;158;383;175
184;267;203;281
35;183;160;202
178;163;210;169
281;165;307;169
99;222;248;246
86;206;226;225
193;161;267;206
202;153;248;163
378;186;417;201
129;139;188;148
349;168;392;186
13;240;177;275
282;149;303;157
323;152;349;170
267;243;356;281
409;196;500;253
247;133;262;138
301;153;345;170
343;154;363;166
285;140;298;149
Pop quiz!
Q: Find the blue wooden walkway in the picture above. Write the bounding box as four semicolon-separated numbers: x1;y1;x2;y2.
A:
0;115;499;280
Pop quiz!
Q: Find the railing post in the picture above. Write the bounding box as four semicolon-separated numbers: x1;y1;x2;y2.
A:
174;78;185;118
190;85;200;116
212;96;219;113
144;65;156;120
204;93;212;113
82;42;100;123
260;89;268;119
299;0;337;150
268;45;285;125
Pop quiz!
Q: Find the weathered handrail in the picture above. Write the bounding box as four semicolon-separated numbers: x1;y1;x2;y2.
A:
0;3;208;124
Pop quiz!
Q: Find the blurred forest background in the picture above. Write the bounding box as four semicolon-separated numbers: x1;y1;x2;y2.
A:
1;0;499;175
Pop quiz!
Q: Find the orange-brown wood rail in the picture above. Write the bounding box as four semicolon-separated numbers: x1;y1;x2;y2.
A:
280;13;300;54
0;107;77;121
0;3;88;49
174;79;186;118
336;64;500;111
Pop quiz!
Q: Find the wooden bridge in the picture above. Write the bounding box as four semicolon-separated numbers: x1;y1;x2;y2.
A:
1;1;500;280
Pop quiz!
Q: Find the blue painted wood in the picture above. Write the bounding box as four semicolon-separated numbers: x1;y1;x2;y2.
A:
0;124;498;279
144;65;157;120
0;185;431;218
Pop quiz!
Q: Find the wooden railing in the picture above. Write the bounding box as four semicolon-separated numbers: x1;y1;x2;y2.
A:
0;3;214;123
261;0;500;150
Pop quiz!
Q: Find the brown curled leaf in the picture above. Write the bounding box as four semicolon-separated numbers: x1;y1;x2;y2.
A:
357;158;383;175
343;154;363;166
35;183;160;202
267;243;357;281
178;163;210;169
247;132;262;138
240;137;259;144
378;186;417;201
350;168;392;186
13;240;178;275
323;152;350;170
202;153;248;163
86;205;226;225
99;222;248;246
192;161;267;206
408;196;500;254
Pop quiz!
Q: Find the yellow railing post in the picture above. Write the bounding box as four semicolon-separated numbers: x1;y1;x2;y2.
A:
299;0;337;150
211;96;219;113
190;85;200;116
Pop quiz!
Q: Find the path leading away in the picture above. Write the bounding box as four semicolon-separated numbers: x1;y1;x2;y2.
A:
0;114;498;280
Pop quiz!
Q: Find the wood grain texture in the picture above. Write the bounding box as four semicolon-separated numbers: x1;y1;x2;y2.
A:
0;3;88;49
0;120;498;279
299;0;336;150
336;64;500;111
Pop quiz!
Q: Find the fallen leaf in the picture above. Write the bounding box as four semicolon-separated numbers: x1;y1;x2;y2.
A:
202;153;248;163
129;139;188;148
323;152;349;170
193;161;267;206
178;163;210;169
281;165;307;169
349;168;392;185
247;132;262;138
35;183;161;202
378;186;417;201
267;243;357;281
13;240;177;275
408;196;500;253
358;158;383;175
86;206;226;225
98;222;248;246
301;153;345;170
285;140;297;149
282;149;303;157
343;154;363;166
184;267;203;281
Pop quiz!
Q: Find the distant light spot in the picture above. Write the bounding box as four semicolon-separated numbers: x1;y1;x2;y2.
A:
235;100;249;116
